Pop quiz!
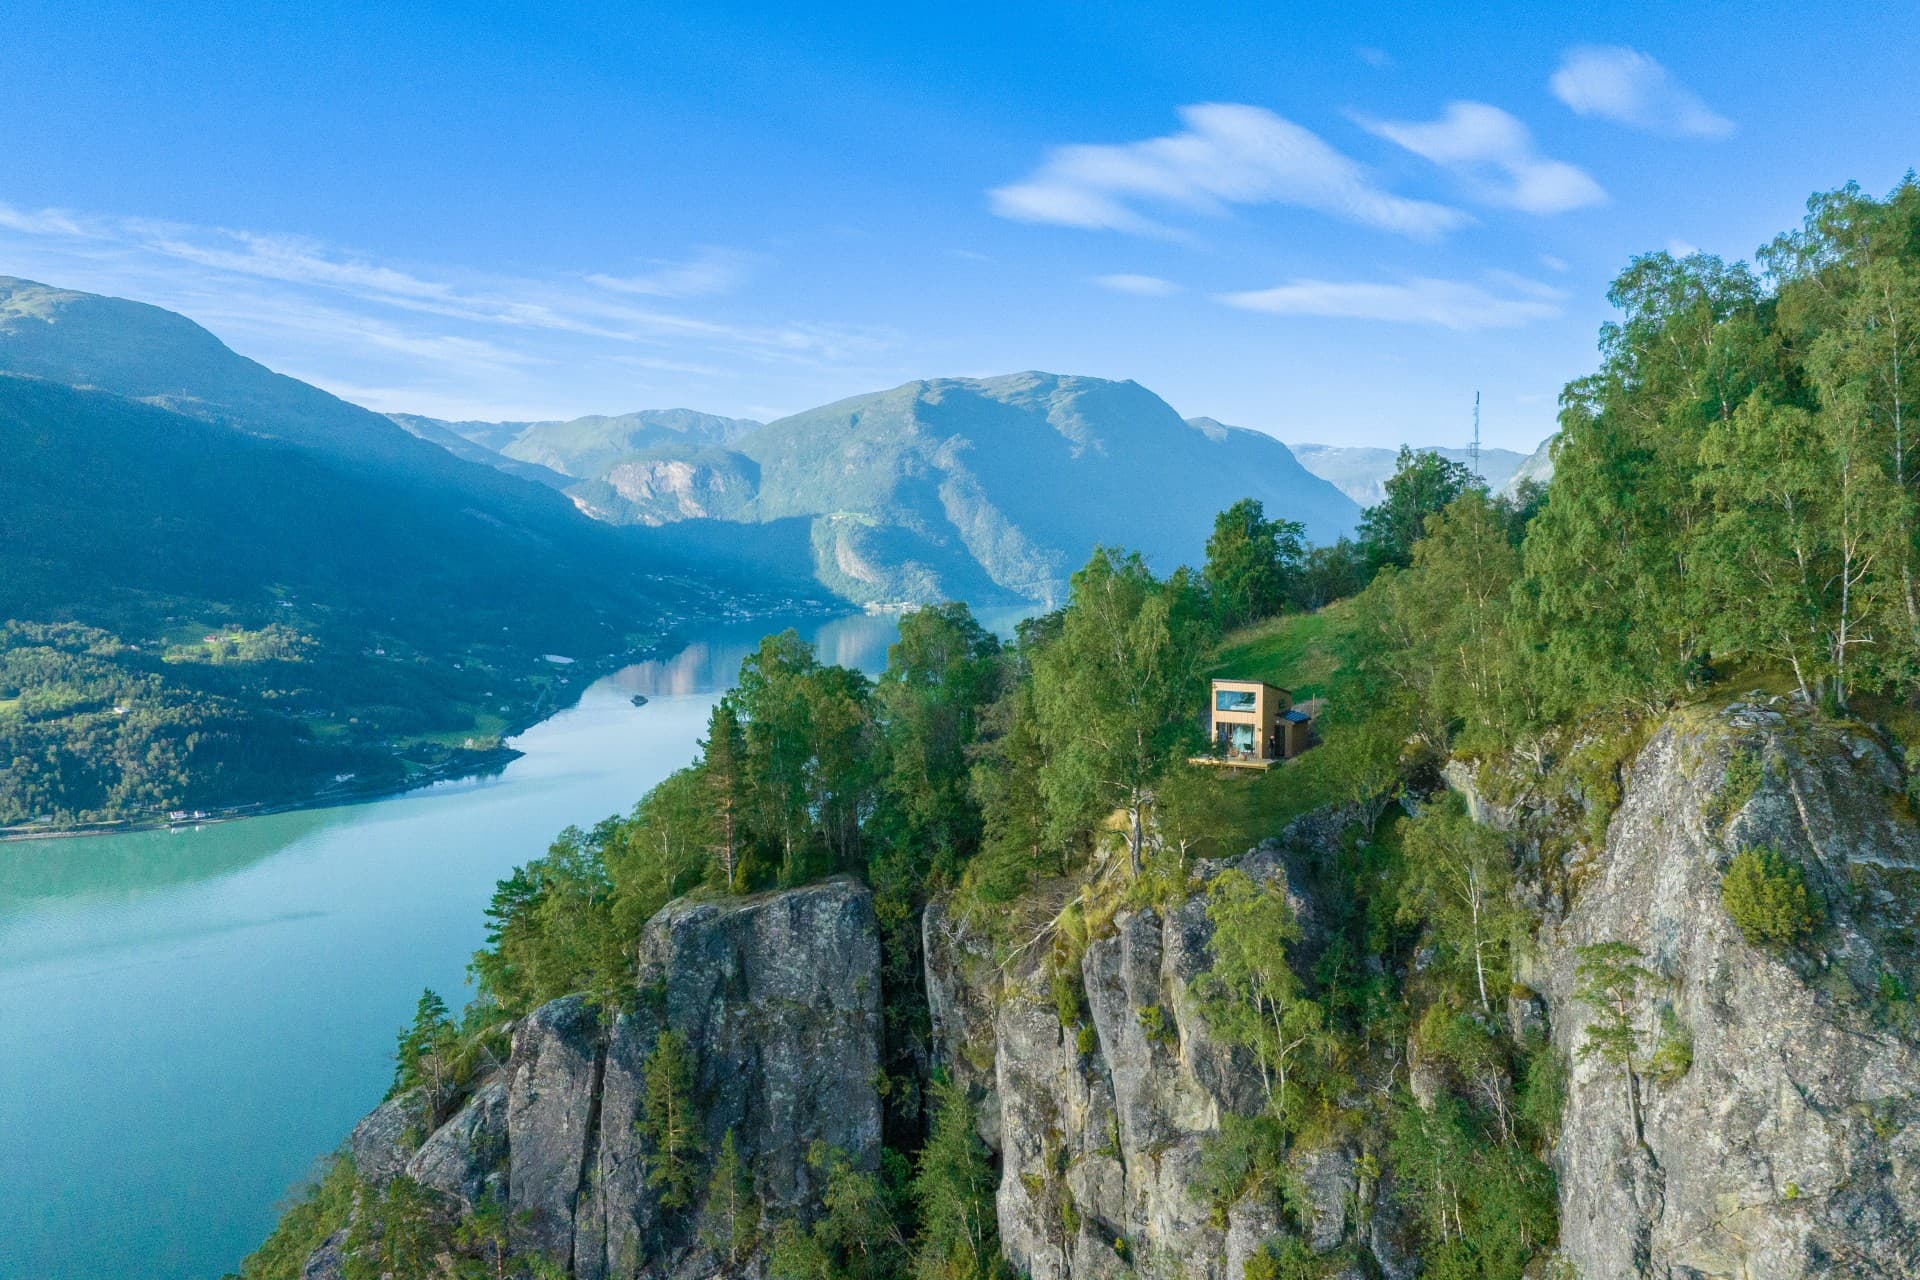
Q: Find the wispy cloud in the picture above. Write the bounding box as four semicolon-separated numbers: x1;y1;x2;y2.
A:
1359;102;1605;215
0;199;897;418
1092;273;1181;297
1355;46;1394;69
587;247;757;298
1218;273;1566;330
990;103;1468;239
1550;46;1733;138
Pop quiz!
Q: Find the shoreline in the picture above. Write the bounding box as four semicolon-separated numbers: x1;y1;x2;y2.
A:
0;742;528;844
1;599;846;845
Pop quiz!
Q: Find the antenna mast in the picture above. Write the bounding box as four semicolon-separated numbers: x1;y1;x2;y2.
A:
1470;390;1481;478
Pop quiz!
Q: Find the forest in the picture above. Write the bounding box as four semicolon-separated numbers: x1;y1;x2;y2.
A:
235;179;1920;1280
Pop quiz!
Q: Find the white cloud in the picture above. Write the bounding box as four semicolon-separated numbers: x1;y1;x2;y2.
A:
1092;273;1181;296
990;103;1469;239
0;198;896;418
587;247;756;298
1667;237;1701;257
1218;274;1565;330
1550;46;1733;138
1356;46;1394;69
1359;101;1605;215
1539;253;1570;272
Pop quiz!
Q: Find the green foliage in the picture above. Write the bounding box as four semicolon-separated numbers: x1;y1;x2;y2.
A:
1136;1003;1177;1048
700;1130;762;1266
1574;941;1657;1134
391;988;455;1097
641;1028;704;1210
1188;1112;1288;1226
1516;1040;1569;1146
1397;796;1526;1012
226;1157;359;1280
1707;746;1766;826
470;823;628;1016
1357;446;1479;574
1388;1096;1558;1280
1721;846;1820;948
344;1175;449;1280
1028;548;1215;874
911;1076;1007;1280
768;1144;910;1280
1241;1236;1327;1280
1647;1004;1694;1083
1203;497;1306;628
1193;869;1335;1135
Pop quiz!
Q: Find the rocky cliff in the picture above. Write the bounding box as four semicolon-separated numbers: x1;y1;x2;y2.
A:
1534;707;1920;1278
297;702;1920;1280
321;876;883;1279
924;841;1387;1280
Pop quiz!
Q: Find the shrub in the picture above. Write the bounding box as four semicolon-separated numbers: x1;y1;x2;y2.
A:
1706;746;1764;826
1721;847;1818;949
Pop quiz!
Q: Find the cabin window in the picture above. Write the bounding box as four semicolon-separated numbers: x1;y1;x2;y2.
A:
1215;689;1256;712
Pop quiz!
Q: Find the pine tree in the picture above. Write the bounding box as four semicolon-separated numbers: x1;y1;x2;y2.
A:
911;1076;1006;1280
700;1129;761;1265
641;1028;703;1209
703;701;748;892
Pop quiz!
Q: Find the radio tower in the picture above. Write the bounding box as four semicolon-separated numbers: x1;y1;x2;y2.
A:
1470;390;1482;479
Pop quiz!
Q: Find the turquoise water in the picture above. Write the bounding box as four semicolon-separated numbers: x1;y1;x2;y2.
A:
0;610;968;1280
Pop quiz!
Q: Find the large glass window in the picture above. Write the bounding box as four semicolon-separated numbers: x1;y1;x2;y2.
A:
1215;688;1256;712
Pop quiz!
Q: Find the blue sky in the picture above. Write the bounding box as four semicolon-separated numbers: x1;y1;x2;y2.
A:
3;0;1916;448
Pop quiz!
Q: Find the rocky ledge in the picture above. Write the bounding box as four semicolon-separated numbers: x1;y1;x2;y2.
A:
323;876;883;1280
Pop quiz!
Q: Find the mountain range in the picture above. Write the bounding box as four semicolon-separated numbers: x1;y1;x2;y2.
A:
1288;441;1541;507
404;374;1362;607
0;276;817;828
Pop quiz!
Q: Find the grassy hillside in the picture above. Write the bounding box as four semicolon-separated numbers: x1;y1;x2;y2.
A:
1206;597;1356;700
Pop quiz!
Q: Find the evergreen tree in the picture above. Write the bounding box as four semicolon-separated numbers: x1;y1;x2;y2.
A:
911;1076;1005;1280
700;1129;761;1266
1574;942;1656;1140
641;1028;704;1209
703;702;749;891
393;987;455;1096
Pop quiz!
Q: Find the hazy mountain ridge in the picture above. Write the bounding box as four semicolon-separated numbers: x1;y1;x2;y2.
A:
1289;441;1538;506
0;277;821;829
409;373;1363;607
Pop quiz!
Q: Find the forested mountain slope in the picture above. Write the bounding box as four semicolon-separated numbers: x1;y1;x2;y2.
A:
0;279;818;829
239;178;1920;1280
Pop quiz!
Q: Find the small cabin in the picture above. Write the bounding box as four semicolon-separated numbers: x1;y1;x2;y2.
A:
1204;678;1318;767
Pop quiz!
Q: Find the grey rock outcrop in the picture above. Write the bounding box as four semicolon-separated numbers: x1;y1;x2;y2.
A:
310;877;884;1280
347;1088;430;1188
1538;708;1920;1278
407;1079;509;1210
927;844;1365;1280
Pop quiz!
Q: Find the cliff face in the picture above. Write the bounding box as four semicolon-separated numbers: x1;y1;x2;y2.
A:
308;703;1920;1280
925;844;1386;1280
333;877;883;1279
1535;708;1920;1279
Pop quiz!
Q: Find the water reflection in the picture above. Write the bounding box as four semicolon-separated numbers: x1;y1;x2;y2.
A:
0;604;1031;1280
